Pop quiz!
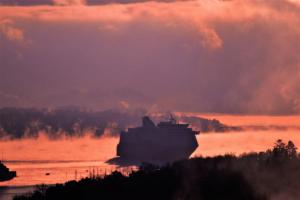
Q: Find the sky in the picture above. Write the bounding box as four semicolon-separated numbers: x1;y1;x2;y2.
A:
1;0;300;114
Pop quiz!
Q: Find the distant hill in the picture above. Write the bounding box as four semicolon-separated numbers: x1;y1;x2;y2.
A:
176;115;241;132
0;0;177;6
0;107;141;139
0;107;238;139
0;0;51;5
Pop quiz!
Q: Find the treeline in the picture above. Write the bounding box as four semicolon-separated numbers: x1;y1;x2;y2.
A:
0;107;142;139
14;139;300;200
179;115;240;132
0;107;237;139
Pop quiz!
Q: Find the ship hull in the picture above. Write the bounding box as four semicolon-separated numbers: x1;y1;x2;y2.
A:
117;135;198;161
117;144;197;161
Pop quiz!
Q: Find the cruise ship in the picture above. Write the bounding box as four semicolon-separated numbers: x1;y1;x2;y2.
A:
116;116;199;162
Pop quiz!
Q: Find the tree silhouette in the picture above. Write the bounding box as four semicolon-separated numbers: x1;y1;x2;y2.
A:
286;140;297;159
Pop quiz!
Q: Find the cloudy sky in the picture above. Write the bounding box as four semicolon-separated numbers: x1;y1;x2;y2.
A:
1;0;300;114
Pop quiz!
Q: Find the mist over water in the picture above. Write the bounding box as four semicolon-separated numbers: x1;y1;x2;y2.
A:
194;114;300;156
0;114;300;187
0;134;119;187
0;134;118;162
197;130;300;157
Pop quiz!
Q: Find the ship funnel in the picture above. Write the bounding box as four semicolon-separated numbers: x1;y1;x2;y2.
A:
142;116;156;128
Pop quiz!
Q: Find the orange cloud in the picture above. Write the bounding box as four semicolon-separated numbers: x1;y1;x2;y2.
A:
0;19;24;43
52;0;86;6
1;0;300;114
0;1;223;49
0;0;298;49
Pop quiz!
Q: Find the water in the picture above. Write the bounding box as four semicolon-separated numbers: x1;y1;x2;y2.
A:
1;114;300;199
0;135;122;200
0;135;120;185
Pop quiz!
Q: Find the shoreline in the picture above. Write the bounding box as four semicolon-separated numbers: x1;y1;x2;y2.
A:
0;185;36;200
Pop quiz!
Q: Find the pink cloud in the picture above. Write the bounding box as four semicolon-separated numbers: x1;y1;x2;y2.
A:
1;0;300;114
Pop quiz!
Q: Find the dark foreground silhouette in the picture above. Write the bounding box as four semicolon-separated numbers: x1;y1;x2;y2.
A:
14;139;300;200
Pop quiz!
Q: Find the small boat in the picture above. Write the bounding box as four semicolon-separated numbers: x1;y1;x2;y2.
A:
0;161;16;181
